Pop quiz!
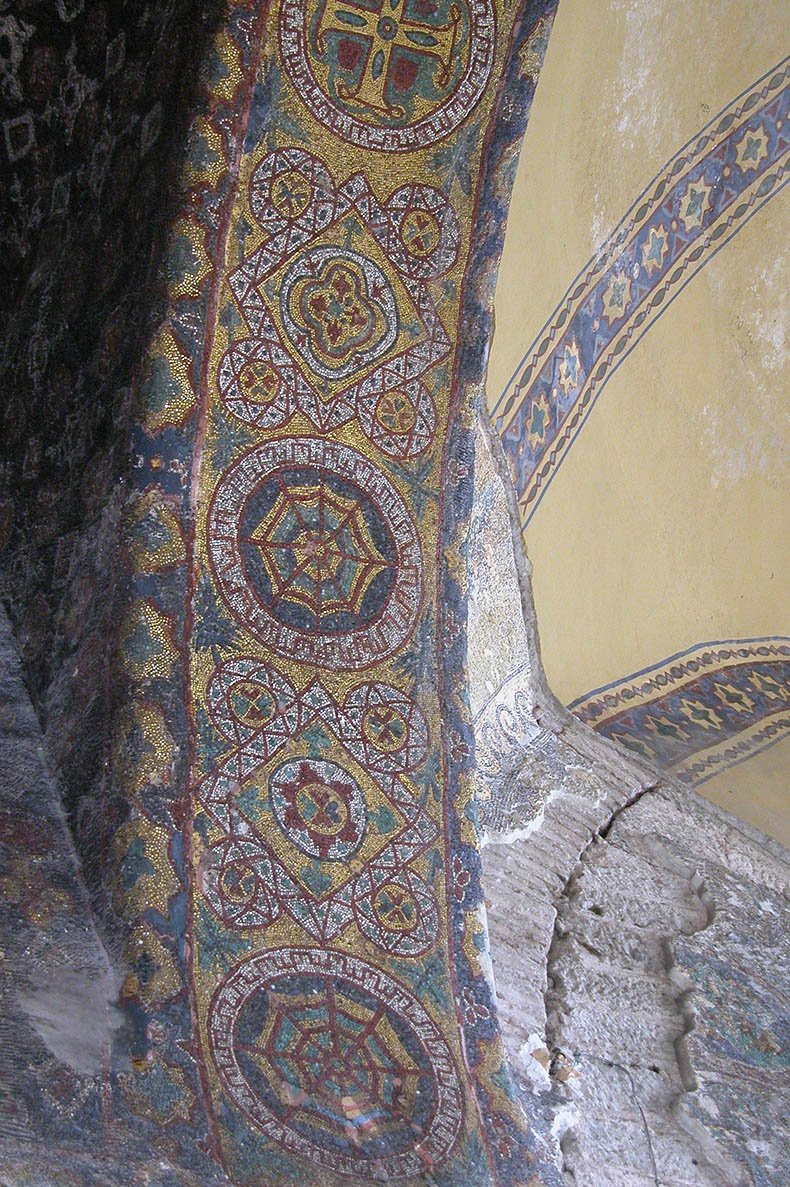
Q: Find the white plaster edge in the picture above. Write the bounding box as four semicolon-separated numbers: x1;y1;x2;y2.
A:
516;1032;554;1093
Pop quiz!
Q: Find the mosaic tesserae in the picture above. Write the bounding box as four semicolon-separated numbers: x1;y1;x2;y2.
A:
0;0;788;1185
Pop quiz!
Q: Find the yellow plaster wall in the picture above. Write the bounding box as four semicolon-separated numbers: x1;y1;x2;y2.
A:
487;0;790;838
526;200;790;704
701;733;790;848
488;0;788;404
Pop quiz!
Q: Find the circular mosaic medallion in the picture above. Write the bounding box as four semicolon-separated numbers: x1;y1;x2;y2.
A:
384;182;460;279
271;169;314;220
207;438;422;669
249;147;338;238
269;757;367;860
401;207;440;258
343;682;429;772
202;834;279;929
280;247;399;380
208;948;464;1178
361;703;410;752
207;657;295;743
353;869;438;956
356;376;436;458
375;389;416;435
279;0;496;152
238;359;282;408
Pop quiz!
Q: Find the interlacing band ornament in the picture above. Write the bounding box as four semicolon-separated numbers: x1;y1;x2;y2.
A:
279;0;496;150
219;147;458;457
114;0;563;1177
208;948;465;1179
493;59;790;522
197;656;437;949
570;637;790;786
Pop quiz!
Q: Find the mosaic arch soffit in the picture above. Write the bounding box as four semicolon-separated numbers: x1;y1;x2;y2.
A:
491;55;790;525
105;1;565;1186
570;636;790;788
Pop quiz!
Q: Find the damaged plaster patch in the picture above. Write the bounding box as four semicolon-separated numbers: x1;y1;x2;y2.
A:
611;0;665;154
466;405;790;1183
545;783;790;1186
699;244;790;488
550;1101;580;1143
16;964;121;1077
479;785;555;849
699;388;790;489
471;899;497;990
750;256;790;373
0;604;123;1098
517;1033;553;1092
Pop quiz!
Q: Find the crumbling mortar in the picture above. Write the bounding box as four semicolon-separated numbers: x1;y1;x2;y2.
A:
664;872;716;1096
539;781;666;1183
544;785;761;1186
585;1053;662;1187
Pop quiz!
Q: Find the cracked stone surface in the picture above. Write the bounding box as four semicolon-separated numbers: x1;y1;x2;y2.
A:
0;603;115;1172
469;409;790;1187
0;607;232;1186
545;783;790;1187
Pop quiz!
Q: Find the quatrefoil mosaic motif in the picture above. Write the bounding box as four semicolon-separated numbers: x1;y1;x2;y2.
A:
218;147;460;457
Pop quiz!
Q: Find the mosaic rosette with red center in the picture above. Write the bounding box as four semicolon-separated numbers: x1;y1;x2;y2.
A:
281;246;399;378
269;756;368;861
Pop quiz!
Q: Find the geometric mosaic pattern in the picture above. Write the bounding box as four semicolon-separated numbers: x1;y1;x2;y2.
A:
207;437;423;667
108;0;562;1183
492;57;790;524
222;148;457;456
199;657;437;947
570;637;790;786
209;947;464;1179
279;0;497;152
